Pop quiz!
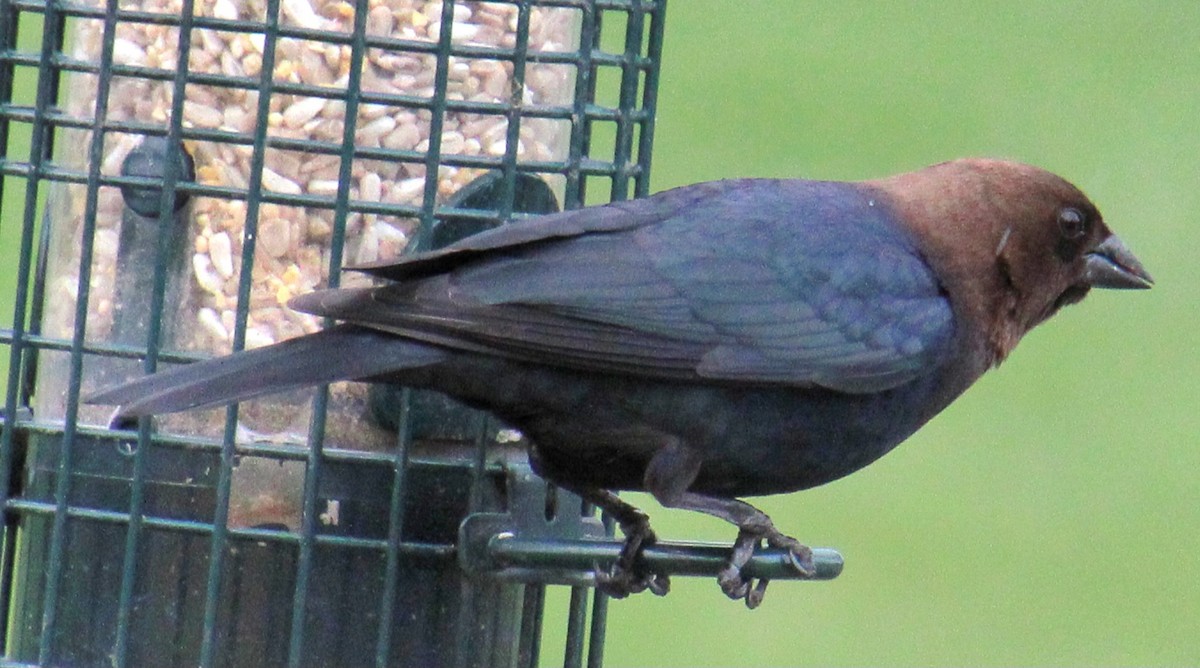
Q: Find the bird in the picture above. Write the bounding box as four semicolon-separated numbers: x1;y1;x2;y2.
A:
88;158;1152;608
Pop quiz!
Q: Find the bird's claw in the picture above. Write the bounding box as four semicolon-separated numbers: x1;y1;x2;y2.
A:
593;521;670;598
595;565;670;598
718;527;814;609
718;554;769;609
769;531;816;577
717;563;751;597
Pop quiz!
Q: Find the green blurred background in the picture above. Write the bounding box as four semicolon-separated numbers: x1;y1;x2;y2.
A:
3;1;1197;666
579;2;1199;666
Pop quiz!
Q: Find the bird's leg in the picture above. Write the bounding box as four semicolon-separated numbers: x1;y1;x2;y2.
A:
644;441;814;608
573;486;669;598
527;444;668;597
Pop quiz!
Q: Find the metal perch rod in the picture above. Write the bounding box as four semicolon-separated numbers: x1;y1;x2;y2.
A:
485;535;844;582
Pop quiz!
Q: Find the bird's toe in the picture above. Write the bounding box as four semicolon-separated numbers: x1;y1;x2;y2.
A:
594;562;669;599
593;519;667;598
770;534;816;577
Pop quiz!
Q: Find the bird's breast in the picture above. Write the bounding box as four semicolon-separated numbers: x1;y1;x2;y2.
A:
428;354;966;498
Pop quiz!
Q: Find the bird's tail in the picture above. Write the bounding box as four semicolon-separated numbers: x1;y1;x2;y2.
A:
86;324;446;418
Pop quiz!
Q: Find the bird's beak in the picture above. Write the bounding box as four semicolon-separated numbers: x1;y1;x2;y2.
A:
1085;235;1153;290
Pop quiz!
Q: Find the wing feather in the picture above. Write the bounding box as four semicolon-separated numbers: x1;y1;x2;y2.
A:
291;179;954;393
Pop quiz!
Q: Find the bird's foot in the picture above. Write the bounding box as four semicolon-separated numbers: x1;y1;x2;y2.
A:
717;525;815;609
594;516;670;598
529;452;670;598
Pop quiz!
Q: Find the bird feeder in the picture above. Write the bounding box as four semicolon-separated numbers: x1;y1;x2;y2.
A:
0;0;841;666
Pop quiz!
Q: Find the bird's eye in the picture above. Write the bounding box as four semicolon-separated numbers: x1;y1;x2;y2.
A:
1058;207;1087;239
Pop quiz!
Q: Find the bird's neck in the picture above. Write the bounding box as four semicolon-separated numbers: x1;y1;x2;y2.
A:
860;178;1030;368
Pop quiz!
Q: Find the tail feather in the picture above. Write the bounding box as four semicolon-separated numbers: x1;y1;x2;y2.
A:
86;324;446;418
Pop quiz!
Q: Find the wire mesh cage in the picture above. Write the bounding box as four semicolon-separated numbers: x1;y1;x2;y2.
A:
0;0;668;665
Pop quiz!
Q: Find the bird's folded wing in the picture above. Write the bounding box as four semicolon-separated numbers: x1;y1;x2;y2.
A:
294;180;955;394
349;180;719;281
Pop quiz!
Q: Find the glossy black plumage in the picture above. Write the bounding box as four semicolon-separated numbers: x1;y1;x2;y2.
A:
89;159;1152;606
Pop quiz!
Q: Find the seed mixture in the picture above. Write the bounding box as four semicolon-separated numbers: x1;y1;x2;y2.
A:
45;0;579;441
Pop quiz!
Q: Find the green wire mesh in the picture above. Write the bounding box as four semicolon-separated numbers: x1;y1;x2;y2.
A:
0;1;667;666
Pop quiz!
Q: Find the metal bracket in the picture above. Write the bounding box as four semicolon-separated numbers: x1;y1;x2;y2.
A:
459;461;844;587
459;461;608;587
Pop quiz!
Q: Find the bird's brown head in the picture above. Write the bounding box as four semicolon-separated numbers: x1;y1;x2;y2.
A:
867;158;1152;365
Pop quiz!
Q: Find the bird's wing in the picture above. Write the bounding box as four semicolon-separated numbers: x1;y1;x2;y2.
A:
295;179;954;393
349;180;716;281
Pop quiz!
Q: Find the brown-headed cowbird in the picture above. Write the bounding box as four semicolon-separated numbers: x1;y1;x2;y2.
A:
89;159;1152;607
